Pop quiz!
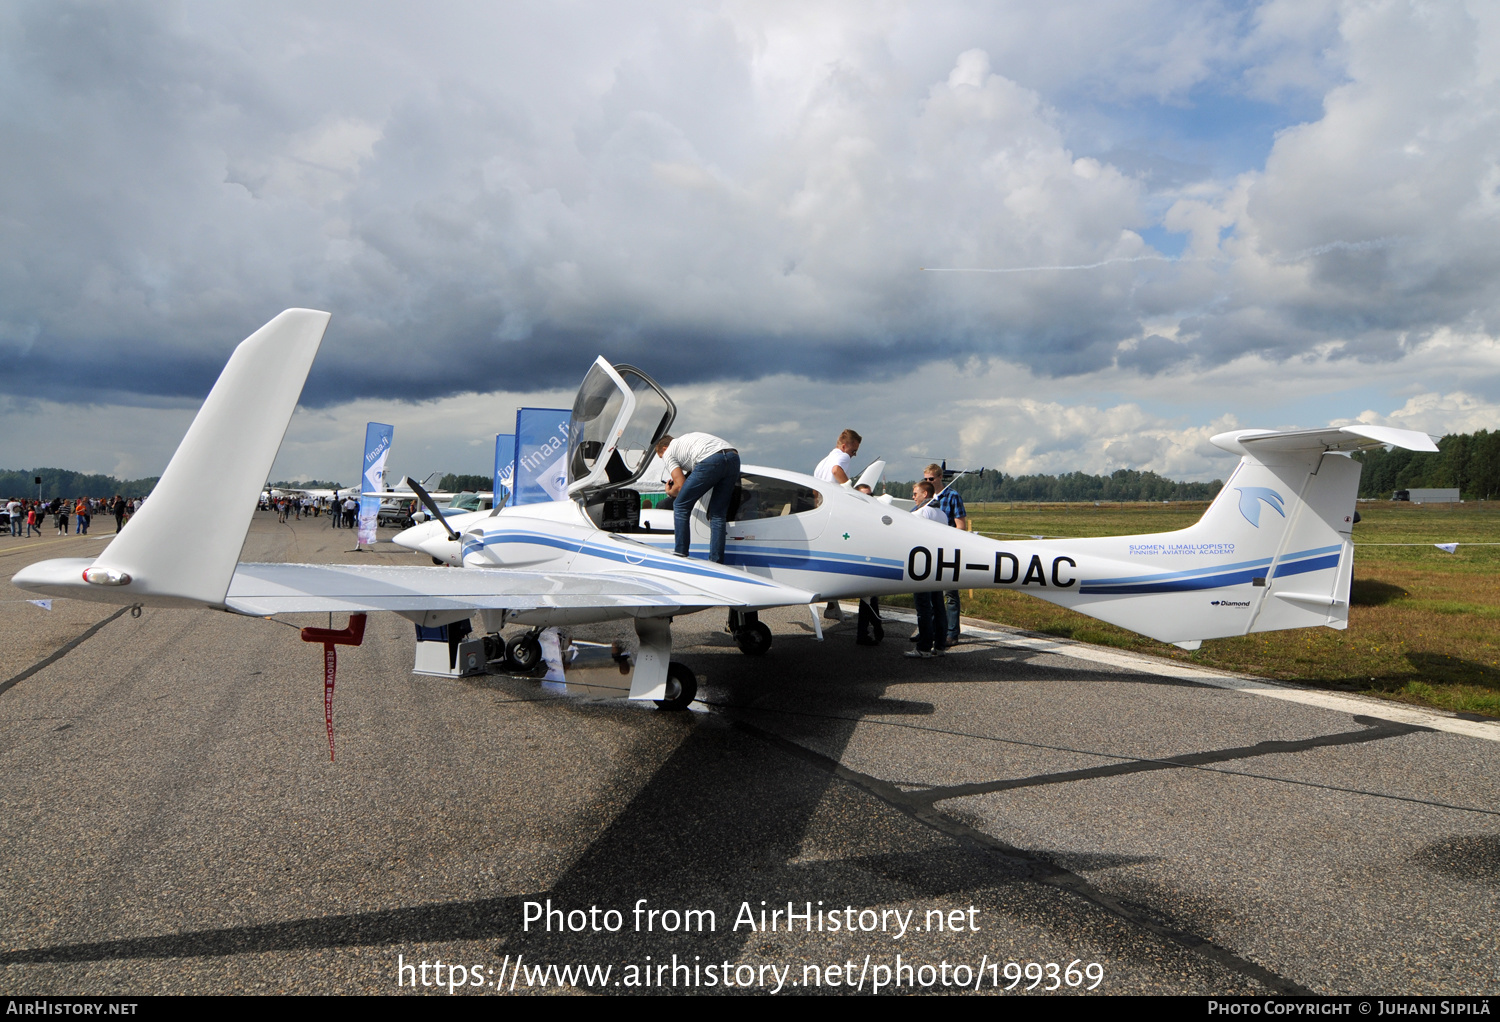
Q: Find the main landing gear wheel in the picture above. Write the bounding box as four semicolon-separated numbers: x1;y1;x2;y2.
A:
734;621;773;656
505;634;543;673
655;662;698;711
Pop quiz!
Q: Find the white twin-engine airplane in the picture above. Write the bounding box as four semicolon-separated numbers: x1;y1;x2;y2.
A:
15;310;1439;712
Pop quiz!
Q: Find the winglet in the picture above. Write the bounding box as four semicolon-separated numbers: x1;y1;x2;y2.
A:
19;310;332;607
854;459;886;491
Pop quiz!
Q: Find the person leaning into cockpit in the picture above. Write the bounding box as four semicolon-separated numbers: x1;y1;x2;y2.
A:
655;433;740;564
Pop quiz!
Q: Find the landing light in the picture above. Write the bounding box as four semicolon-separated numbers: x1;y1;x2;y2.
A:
82;567;132;586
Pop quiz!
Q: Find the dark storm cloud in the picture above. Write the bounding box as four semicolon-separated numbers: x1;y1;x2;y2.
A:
2;1;1498;408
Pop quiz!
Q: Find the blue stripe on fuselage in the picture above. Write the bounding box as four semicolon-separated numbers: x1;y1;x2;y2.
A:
1269;552;1342;579
476;530;782;587
1079;546;1343;595
727;550;904;580
633;538;905;580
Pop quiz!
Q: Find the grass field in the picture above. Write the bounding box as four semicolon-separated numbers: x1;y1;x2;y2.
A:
924;500;1500;718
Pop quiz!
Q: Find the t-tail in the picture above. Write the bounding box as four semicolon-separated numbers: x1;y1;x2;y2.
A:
1019;425;1439;648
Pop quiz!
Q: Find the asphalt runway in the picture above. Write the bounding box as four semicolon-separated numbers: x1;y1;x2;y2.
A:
1;513;1497;996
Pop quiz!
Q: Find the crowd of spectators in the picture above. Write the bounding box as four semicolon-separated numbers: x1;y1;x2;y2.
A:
259;494;363;529
3;495;141;538
2;492;372;537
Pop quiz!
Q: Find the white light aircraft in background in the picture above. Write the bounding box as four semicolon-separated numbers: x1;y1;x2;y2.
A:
16;310;1439;713
265;483;358;503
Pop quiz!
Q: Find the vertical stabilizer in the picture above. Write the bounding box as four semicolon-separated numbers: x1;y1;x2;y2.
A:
1191;450;1360;635
85;310;331;606
1049;428;1406;643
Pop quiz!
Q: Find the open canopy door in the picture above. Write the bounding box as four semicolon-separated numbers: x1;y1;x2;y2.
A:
566;358;676;499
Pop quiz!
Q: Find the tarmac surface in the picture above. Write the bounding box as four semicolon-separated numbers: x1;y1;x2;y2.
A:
1;512;1497;996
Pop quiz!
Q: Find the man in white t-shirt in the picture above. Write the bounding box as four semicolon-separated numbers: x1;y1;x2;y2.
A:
655;432;740;562
813;429;862;486
813;429;862;619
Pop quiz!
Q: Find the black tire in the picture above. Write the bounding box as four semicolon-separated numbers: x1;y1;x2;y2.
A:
655;662;698;711
505;634;543;673
735;621;773;656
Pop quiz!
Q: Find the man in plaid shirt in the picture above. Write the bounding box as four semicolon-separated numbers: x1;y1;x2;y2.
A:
924;463;971;647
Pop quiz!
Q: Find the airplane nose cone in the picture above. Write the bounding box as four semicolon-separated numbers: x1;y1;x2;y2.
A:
394;520;461;564
392;527;424;552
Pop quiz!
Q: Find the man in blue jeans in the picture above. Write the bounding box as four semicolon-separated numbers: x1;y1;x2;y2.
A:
656;433;740;563
906;480;947;658
925;463;971;647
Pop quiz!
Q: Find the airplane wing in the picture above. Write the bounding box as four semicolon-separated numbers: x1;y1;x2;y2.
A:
361;489;451;499
223;562;817;616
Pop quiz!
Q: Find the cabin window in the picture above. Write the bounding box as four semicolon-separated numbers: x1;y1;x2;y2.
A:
728;474;822;521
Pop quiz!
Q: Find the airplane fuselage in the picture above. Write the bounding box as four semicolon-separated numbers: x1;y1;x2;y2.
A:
393;463;1355;645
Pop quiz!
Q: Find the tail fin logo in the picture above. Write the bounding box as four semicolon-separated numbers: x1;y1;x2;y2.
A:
1235;487;1286;528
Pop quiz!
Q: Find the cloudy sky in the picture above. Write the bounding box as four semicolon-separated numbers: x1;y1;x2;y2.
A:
2;0;1497;485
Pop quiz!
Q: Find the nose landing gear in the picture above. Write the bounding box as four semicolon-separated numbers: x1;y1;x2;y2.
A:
504;633;543;672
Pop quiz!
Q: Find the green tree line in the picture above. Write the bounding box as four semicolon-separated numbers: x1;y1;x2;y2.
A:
269;479;345;490
886;467;1224;503
438;473;492;492
1353;429;1500;499
0;467;159;500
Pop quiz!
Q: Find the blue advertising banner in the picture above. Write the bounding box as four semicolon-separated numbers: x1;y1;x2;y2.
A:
492;433;516;509
512;408;570;506
358;421;395;545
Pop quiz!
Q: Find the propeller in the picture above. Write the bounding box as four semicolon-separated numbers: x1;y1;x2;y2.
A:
404;476;460;541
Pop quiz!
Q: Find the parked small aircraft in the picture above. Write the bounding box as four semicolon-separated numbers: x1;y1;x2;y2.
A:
361;477;497;525
266;484;357;503
15;310;1439;714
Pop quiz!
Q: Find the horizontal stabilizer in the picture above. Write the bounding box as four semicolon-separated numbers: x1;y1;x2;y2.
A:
1212;425;1439;456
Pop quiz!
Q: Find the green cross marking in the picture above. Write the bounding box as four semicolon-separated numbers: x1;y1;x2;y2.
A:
842;532;850;540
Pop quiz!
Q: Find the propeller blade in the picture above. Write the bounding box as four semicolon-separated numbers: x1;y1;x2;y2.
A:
404;476;460;541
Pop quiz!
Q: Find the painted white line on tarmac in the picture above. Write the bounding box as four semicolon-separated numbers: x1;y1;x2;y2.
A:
854;603;1500;744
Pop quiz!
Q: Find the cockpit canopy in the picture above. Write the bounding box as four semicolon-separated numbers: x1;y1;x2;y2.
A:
566;358;676;500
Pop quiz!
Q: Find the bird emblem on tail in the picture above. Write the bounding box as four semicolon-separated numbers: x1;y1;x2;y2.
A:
1235;486;1286;527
